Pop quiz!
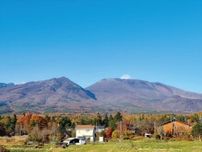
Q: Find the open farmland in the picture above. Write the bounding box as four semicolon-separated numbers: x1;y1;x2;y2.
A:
2;139;202;152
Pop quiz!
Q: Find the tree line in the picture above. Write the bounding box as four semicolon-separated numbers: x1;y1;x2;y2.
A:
1;112;202;143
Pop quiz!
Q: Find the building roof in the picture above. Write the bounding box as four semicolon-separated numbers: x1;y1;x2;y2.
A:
76;125;95;129
160;120;190;127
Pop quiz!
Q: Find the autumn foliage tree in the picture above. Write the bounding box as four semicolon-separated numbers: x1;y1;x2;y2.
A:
192;122;202;140
104;127;113;139
0;114;17;136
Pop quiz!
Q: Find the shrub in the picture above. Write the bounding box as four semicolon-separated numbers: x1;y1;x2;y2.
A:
112;130;120;139
28;126;50;143
0;145;9;152
192;122;202;139
155;134;161;140
104;128;113;139
123;131;135;140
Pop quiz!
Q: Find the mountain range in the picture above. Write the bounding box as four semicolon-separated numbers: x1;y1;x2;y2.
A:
0;77;202;114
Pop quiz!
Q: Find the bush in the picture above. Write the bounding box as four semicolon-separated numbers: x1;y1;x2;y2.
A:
192;122;202;139
123;131;135;140
0;145;9;152
112;130;120;139
28;126;50;143
29;127;43;143
104;128;113;139
155;134;161;140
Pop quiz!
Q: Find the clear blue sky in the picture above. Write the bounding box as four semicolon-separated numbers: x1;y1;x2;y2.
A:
0;0;201;93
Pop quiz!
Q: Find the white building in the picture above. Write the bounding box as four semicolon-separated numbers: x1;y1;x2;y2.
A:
76;125;96;142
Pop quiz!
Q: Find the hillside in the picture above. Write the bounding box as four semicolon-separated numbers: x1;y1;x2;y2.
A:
87;78;202;113
0;77;202;113
0;77;96;113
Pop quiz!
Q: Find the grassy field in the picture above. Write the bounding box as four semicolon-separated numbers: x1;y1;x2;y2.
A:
1;138;202;152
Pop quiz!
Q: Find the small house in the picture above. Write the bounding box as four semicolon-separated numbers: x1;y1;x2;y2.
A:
76;125;96;142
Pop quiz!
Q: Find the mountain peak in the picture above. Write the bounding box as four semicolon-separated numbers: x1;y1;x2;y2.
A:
87;78;202;113
0;77;96;113
52;76;70;81
46;77;74;85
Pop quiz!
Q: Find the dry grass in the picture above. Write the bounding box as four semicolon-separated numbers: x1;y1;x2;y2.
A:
0;136;28;146
1;137;202;152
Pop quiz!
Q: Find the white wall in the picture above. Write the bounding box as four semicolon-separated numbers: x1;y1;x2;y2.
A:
76;128;95;138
